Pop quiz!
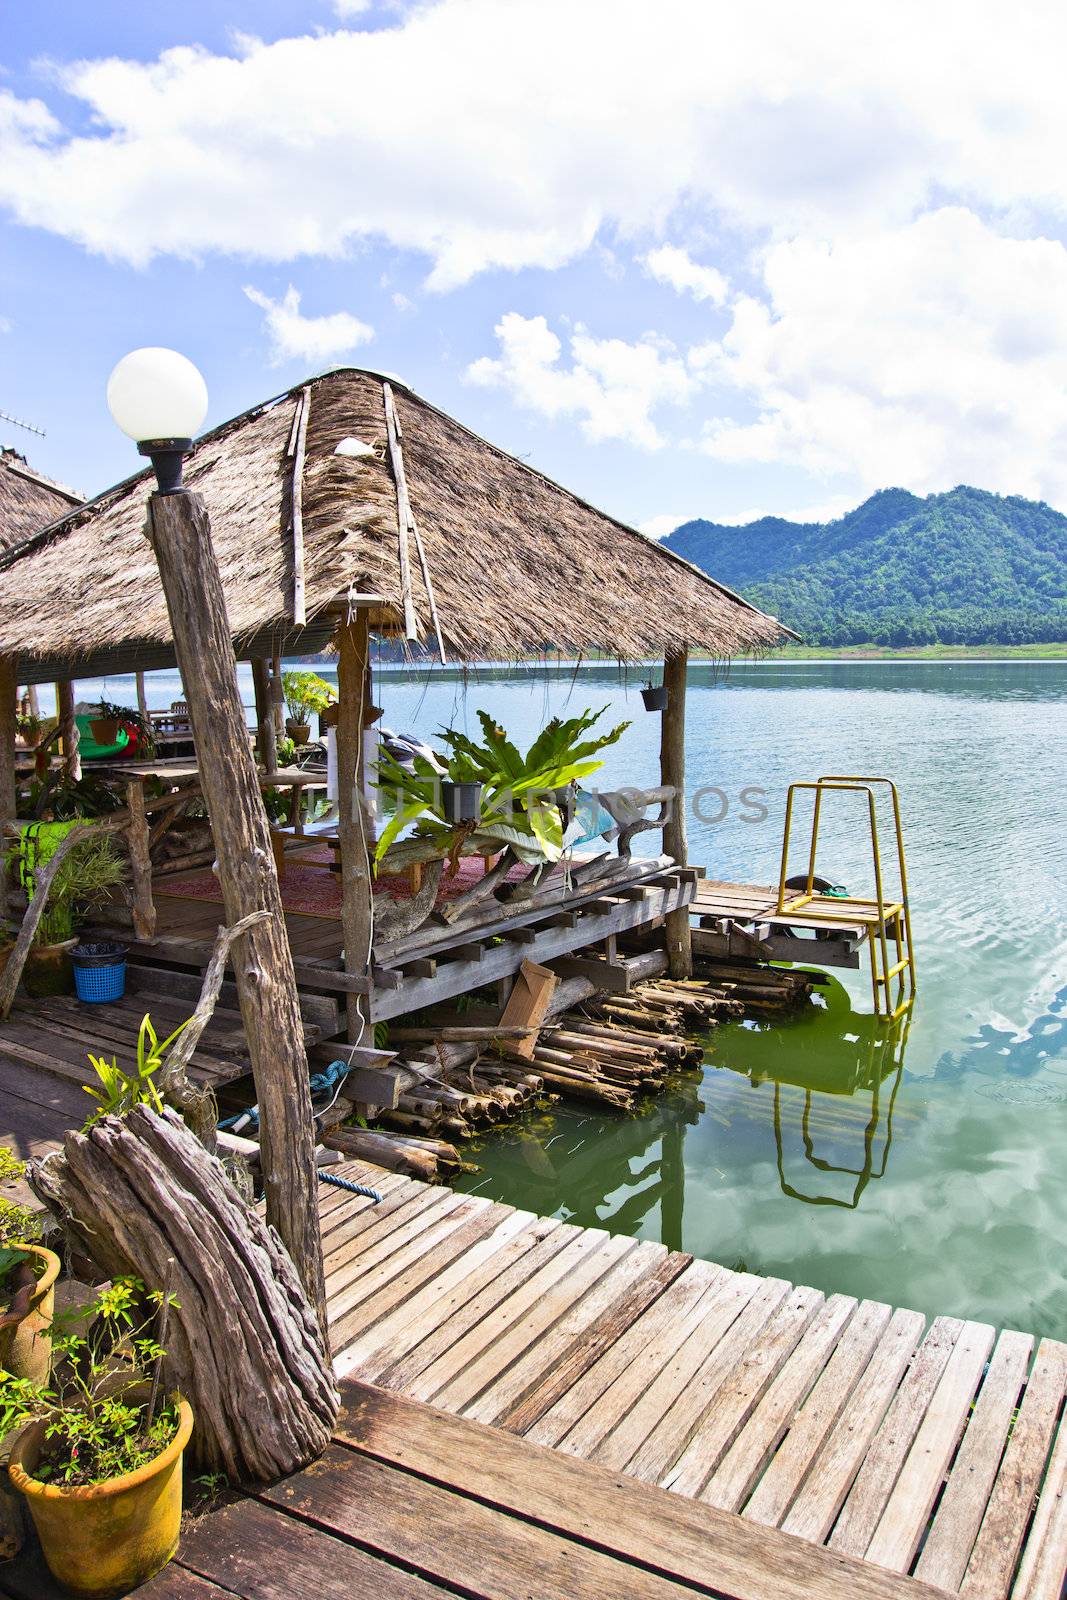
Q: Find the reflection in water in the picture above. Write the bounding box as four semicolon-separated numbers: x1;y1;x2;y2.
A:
458;979;914;1236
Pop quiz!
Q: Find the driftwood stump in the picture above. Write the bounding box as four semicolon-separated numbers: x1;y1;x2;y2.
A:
32;1105;338;1485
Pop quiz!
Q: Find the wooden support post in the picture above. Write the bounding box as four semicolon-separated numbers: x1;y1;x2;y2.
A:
57;680;80;781
24;684;40;720
144;489;327;1337
336;612;374;1043
0;657;16;916
125;778;157;942
135;670;149;722
269;651;285;737
250;657;278;773
660;647;693;979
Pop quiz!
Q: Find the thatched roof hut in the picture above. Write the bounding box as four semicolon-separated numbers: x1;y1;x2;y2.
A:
0;369;788;682
0;448;81;555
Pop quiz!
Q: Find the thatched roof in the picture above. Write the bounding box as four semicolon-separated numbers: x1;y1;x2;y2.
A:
0;369;789;680
0;448;81;554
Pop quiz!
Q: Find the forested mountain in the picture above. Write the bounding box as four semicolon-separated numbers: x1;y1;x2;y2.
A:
663;486;1067;646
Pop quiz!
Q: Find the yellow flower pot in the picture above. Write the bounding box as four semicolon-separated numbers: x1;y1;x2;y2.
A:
0;1243;60;1384
9;1396;194;1600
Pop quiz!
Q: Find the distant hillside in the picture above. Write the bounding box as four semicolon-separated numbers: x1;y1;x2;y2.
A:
664;486;1067;646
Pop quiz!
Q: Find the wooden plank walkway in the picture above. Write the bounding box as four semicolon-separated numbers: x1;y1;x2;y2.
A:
312;1161;1067;1600
3;1379;958;1600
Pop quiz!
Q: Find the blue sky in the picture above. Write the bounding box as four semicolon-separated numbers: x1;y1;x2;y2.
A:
4;1;1067;531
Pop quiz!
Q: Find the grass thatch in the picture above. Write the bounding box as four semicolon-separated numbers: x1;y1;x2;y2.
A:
0;448;81;554
0;370;789;671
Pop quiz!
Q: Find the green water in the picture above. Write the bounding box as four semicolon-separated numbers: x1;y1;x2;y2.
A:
367;659;1067;1337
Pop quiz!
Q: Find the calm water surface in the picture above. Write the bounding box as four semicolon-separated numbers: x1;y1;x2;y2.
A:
78;660;1067;1336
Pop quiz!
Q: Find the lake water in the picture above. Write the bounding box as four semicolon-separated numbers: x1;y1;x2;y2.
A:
66;659;1067;1336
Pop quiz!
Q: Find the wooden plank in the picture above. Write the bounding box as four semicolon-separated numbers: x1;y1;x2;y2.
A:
664;1284;826;1496
828;1316;966;1558
428;1230;634;1414
329;1197;507;1353
1011;1406;1067;1600
864;1319;996;1571
781;1306;927;1544
320;1177;440;1256
703;1293;858;1513
0;1546;234;1600
914;1328;1034;1591
501;1251;694;1437
335;1206;538;1380
743;1299;894;1528
371;1215;570;1393
175;1494;446;1598
265;1442;704;1600
336;1380;958;1600
600;1274;788;1479
528;1260;723;1451
960;1338;1067;1600
498;958;558;1059
551;953;633;992
324;1190;472;1320
463;1239;668;1427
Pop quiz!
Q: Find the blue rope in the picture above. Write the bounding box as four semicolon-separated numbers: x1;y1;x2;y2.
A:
317;1170;383;1202
218;1059;355;1138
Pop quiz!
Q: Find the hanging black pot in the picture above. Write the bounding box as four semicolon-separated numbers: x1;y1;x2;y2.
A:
641;683;669;711
441;780;483;824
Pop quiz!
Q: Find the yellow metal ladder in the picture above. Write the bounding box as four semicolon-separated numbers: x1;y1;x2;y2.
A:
776;775;917;1021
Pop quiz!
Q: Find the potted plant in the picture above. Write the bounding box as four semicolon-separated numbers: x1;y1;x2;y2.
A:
5;832;127;998
86;700;155;757
281;669;336;745
4;1275;192;1599
640;679;669;711
0;1149;59;1385
374;705;630;868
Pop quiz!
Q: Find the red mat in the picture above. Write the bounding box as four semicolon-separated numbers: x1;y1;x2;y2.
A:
155;847;536;919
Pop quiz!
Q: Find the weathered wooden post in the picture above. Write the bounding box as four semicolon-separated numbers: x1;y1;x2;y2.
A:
250;656;278;773
107;347;327;1334
0;657;16;915
57;679;80;779
135;669;149;723
659;647;693;979
336;612;374;1042
269;650;285;737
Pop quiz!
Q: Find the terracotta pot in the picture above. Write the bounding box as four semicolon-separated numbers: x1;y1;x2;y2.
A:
286;718;312;744
89;719;120;745
0;1245;60;1383
9;1396;194;1600
23;941;76;998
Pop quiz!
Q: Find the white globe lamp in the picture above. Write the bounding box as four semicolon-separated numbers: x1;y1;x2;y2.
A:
106;347;208;493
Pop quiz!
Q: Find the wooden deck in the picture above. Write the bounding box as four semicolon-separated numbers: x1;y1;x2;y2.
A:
4;1379;954;1600
306;1161;1067;1600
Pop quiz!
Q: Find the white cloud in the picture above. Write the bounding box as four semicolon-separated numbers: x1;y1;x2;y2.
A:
242;283;373;366
693;208;1067;502
639;513;694;539
0;316;11;334
333;0;372;15
3;2;1067;285
466;313;695;449
643;246;728;306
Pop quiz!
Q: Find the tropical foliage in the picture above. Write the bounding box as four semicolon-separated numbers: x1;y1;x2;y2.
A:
281;670;336;723
374;706;629;866
5;830;127;946
665;486;1067;646
83;1012;191;1127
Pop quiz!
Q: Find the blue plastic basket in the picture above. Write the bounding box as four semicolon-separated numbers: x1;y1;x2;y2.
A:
72;942;127;1004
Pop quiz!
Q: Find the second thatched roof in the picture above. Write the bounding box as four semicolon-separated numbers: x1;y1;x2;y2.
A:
0;369;789;679
0;448;81;554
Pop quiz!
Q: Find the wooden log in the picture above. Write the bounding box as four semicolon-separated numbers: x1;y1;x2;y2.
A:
145;489;326;1335
659;648;692;979
250;657;278;774
336;614;374;1043
396;1093;444;1122
124;778;157;942
135;670;149;724
379;1109;441;1136
321;1125;438;1180
290;386;310;626
270;652;285;737
30;1106;337;1484
0;657;16;917
57;679;80;781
